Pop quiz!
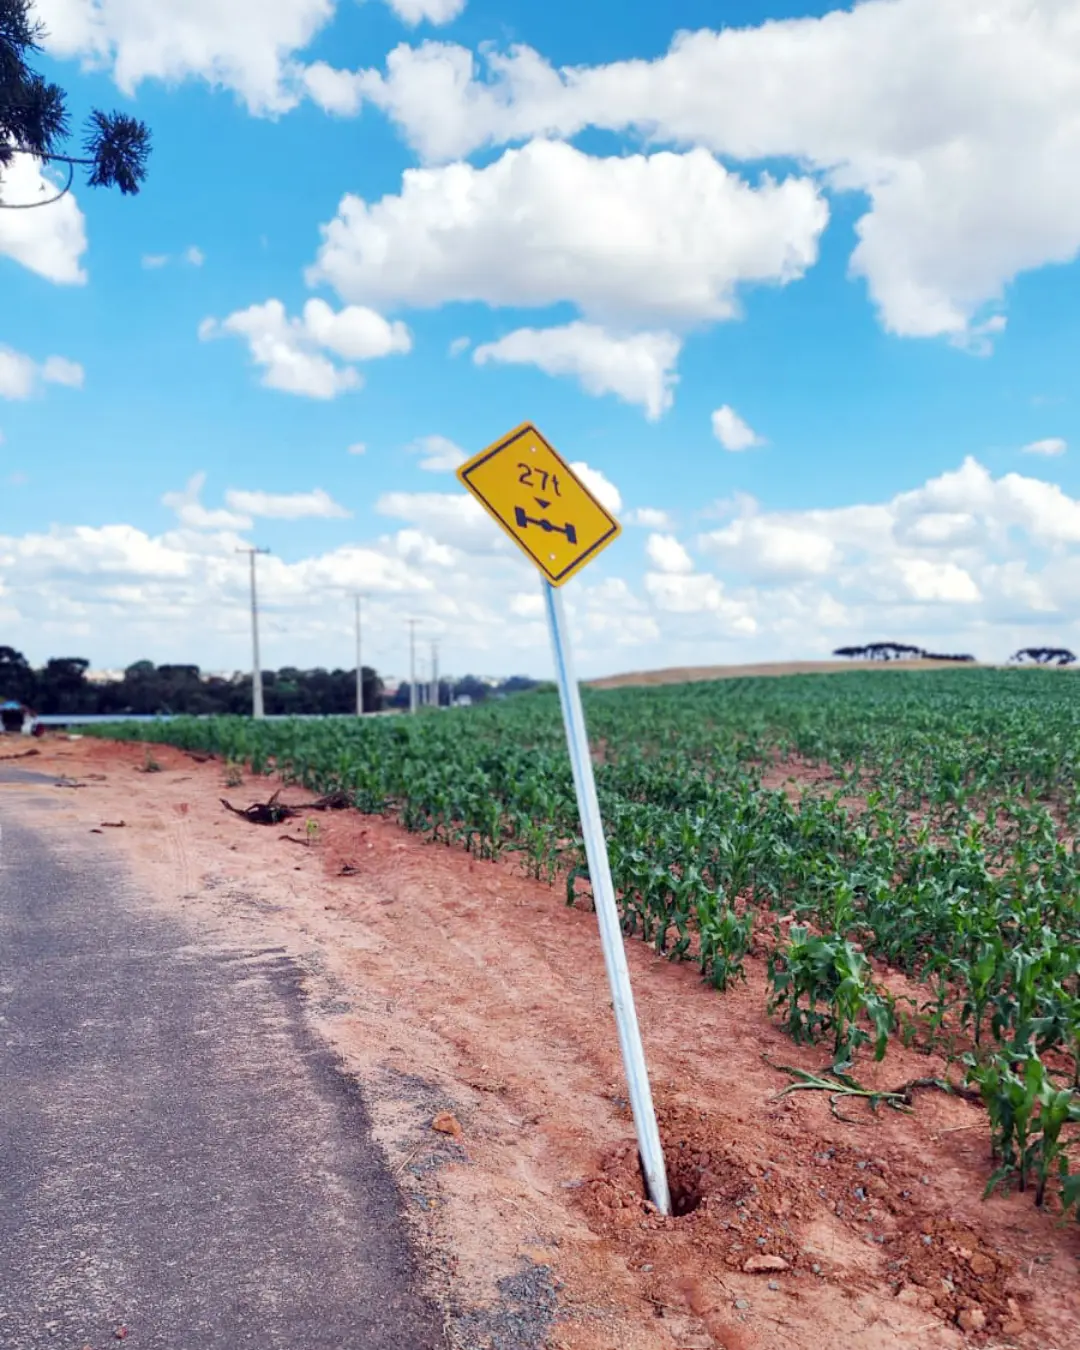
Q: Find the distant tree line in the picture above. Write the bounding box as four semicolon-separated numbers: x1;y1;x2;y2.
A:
833;642;976;663
1008;647;1077;667
0;647;542;716
0;648;384;715
836;642;1080;667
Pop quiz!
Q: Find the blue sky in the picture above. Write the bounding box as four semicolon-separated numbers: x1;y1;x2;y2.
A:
4;0;1080;679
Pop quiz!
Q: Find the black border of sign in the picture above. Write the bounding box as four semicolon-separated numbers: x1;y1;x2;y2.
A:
460;422;621;585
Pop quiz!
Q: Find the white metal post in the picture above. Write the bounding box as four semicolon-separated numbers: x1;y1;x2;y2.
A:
542;580;671;1215
355;595;364;716
408;620;418;715
237;546;269;720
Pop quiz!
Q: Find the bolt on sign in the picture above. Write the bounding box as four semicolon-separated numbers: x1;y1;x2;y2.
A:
455;422;621;586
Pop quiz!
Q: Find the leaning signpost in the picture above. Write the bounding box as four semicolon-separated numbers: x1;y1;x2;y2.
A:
457;421;672;1216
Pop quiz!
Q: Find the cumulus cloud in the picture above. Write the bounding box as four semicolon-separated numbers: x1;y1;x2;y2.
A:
702;516;840;579
625;507;674;529
568;462;621;515
9;456;1080;676
407;434;467;472
162;473;253;530
386;0;466;24
1023;437;1067;457
644;570;757;633
895;557;981;604
0;154;87;283
712;404;764;451
307;140;827;328
225;487;351;519
35;0;337;115
646;533;693;574
199;297;411;398
473;323;680;420
0;347;84;400
347;3;1080;341
376;489;501;552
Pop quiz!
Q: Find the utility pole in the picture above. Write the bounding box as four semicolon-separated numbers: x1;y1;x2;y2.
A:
354;594;364;716
430;640;439;709
237;547;270;719
408;619;418;715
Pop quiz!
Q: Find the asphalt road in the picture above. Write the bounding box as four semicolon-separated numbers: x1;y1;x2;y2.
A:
0;790;444;1349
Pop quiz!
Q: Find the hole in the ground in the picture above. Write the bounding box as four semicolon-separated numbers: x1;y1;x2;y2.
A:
639;1147;711;1218
670;1180;704;1217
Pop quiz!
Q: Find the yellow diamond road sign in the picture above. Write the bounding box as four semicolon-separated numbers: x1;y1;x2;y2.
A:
457;422;621;586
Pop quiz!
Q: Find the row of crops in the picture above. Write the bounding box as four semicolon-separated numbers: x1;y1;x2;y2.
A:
93;668;1080;1217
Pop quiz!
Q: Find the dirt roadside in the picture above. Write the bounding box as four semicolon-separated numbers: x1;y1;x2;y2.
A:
4;737;1078;1350
588;660;998;690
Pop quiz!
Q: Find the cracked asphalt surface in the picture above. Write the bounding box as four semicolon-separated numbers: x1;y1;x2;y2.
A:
0;792;444;1349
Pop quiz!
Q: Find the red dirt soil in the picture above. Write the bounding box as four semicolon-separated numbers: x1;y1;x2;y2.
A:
5;736;1078;1350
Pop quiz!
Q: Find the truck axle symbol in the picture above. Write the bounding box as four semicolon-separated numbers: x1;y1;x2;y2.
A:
514;506;577;545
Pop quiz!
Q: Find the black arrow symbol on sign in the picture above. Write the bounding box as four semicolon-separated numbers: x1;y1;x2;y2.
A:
534;497;552;509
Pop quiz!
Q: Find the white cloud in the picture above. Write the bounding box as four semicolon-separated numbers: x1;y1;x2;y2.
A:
952;315;1007;358
199;298;410;398
376;489;502;553
142;253;170;269
448;336;471;357
702;516;840;579
473;323;680;420
36;0;336;115
625;507;673;529
302;297;412;360
307;139;828;327
386;0;466;24
712;404;764;452
347;442;367;455
40;356;84;388
0;347;84;400
1023;437;1067;457
353;5;1080;341
184;245;206;267
407;435;467;472
302;60;365;115
895;557;981;604
11;456;1080;677
162;473;253;530
0;154;87;284
644;570;757;633
646;533;693;574
0;350;39;401
224;487;351;519
568;461;621;515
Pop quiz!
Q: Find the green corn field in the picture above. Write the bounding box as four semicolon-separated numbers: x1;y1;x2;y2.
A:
92;667;1080;1217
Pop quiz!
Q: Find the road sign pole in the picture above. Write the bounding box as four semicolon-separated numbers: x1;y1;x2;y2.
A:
542;580;671;1216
